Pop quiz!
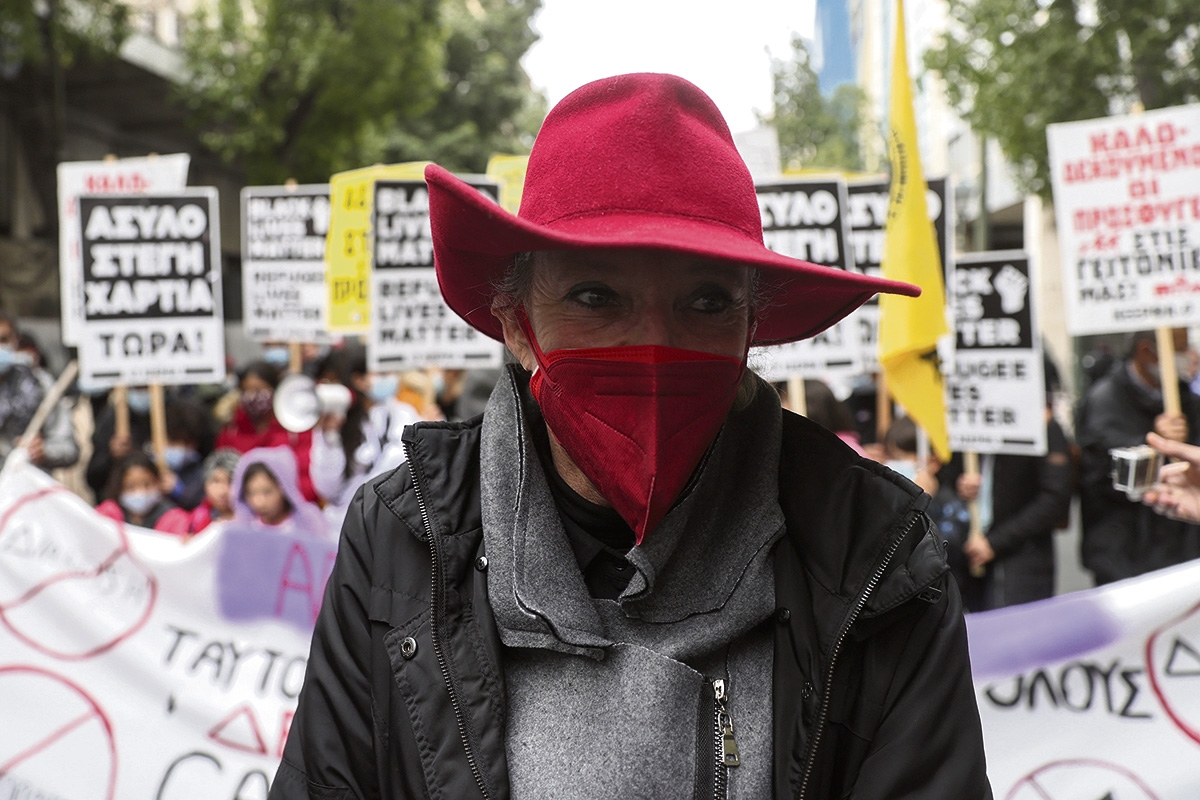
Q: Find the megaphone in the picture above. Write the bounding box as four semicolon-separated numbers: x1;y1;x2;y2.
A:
274;374;354;433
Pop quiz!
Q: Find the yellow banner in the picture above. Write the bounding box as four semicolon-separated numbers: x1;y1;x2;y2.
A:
325;162;428;332
878;0;950;461
486;154;530;215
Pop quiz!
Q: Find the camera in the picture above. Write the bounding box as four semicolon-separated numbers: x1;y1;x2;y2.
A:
1110;445;1163;501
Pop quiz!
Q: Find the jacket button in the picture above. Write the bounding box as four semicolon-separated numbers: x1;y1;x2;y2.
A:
475;556;489;571
400;637;418;659
802;682;814;699
775;607;791;623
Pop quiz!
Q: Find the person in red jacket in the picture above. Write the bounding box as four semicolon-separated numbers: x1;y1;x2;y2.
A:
215;361;317;502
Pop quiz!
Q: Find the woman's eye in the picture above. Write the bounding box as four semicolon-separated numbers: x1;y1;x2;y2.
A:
691;290;735;314
567;285;618;309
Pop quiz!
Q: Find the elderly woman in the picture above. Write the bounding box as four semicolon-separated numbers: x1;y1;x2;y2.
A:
272;74;989;800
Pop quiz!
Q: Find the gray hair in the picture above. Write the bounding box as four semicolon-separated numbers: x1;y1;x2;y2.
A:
203;448;241;480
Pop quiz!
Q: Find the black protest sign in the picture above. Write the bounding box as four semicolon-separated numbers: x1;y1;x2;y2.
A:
77;190;225;388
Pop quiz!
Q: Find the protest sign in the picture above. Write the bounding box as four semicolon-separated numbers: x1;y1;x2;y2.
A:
970;557;1200;798
947;251;1047;456
58;155;191;346
0;455;331;798
750;177;861;382
844;176;950;373
1047;105;1200;335
76;190;225;389
370;179;504;371
325;163;429;333
241;185;332;343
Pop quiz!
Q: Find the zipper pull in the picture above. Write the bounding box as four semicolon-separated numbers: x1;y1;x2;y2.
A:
713;679;741;767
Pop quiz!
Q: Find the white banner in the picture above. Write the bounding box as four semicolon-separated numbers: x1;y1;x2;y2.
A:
969;558;1200;798
77;190;226;388
241;185;333;343
58;155;191;347
0;456;331;799
369;179;504;371
948;251;1047;456
1048;105;1200;335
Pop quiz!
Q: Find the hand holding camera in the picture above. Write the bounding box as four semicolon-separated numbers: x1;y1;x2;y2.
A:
1133;432;1200;523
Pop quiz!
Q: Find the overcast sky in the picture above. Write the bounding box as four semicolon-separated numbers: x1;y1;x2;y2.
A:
521;0;818;134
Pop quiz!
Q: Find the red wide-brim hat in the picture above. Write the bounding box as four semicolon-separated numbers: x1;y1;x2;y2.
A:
427;73;919;346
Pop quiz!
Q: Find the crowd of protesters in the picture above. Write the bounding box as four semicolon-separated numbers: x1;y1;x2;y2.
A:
2;305;1199;612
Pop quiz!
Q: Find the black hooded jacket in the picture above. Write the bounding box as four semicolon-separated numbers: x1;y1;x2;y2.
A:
270;407;990;799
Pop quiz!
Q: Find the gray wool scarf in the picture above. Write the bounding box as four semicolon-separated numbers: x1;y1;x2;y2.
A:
480;369;785;799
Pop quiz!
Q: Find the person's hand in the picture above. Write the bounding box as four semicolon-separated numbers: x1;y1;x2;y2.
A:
23;434;45;465
1142;432;1200;522
109;434;132;459
1154;413;1188;443
957;473;981;502
160;468;180;496
963;535;995;569
318;412;344;434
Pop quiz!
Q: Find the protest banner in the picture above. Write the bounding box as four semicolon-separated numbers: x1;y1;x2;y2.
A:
241;185;333;343
947;251;1047;456
76;190;225;389
1047;105;1200;335
750;177;861;382
58;155;191;346
970;557;1200;798
325;163;428;334
844;176;950;373
370;178;504;370
0;455;331;798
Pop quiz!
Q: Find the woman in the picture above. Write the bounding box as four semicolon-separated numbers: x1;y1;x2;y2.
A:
186;449;240;534
96;452;189;534
274;74;988;799
229;446;328;539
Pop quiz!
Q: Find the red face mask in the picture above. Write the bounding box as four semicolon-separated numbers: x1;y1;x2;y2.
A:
520;315;745;543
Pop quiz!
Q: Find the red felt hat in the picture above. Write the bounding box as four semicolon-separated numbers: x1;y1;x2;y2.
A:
426;72;920;346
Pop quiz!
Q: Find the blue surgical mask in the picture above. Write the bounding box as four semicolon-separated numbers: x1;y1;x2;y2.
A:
263;346;291;367
126;389;151;415
0;346;14;373
368;374;399;403
885;459;918;481
165;446;200;472
431;371;446;398
120;489;161;516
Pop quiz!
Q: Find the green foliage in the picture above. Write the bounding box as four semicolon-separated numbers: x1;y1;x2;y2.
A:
924;0;1200;195
762;36;870;172
180;0;544;184
0;0;129;70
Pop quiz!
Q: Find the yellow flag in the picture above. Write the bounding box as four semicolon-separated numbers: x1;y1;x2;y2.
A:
878;0;950;461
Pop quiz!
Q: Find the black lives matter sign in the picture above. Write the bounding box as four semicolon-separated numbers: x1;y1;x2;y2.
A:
78;190;225;388
369;179;503;370
947;251;1046;456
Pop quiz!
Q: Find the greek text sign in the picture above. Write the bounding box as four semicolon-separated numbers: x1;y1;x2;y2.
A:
369;179;504;370
1048;105;1200;334
751;177;861;381
947;251;1047;456
76;190;225;388
57;155;191;346
241;185;332;342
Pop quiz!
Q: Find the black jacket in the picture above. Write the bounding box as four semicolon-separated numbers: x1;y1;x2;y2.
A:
1077;363;1200;584
271;410;990;799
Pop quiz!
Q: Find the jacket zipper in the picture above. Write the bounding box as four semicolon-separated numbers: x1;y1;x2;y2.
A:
712;678;740;800
795;511;923;800
404;440;492;800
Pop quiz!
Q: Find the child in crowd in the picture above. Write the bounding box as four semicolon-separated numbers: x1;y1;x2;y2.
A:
230;446;329;539
186;449;240;534
96;452;190;534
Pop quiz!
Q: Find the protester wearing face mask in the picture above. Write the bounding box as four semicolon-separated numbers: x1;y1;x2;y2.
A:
274;74;988;800
95;452;189;534
158;398;215;511
308;344;420;529
1076;328;1200;584
13;331;81;473
0;313;48;469
229;446;328;538
86;384;153;501
215;361;317;502
186;449;240;534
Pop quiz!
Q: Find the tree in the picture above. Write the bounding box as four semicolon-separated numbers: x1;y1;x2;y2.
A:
762;36;871;172
924;0;1200;195
180;0;545;184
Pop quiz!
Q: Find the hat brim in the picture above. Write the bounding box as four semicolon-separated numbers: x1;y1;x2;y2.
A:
426;164;920;346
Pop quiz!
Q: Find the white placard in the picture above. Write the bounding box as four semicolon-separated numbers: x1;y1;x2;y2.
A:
947;251;1047;456
1047;105;1200;335
241;185;332;343
751;177;861;382
57;155;191;346
76;190;225;388
369;179;504;371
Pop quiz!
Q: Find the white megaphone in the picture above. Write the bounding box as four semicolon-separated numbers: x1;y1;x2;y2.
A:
273;374;354;433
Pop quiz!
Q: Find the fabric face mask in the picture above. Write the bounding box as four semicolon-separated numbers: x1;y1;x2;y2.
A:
520;315;745;543
120;489;161;517
241;389;275;420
